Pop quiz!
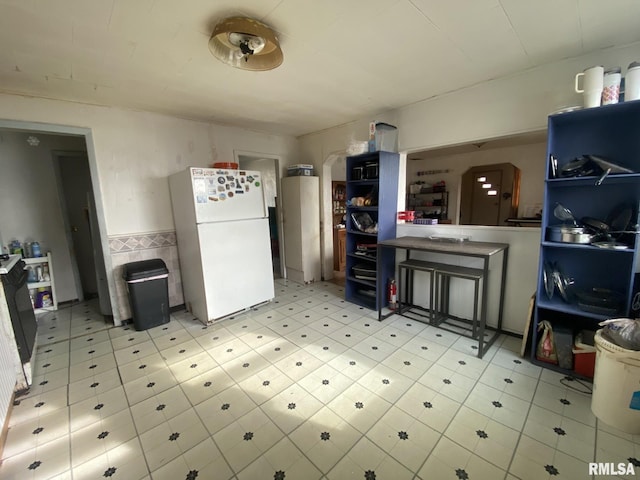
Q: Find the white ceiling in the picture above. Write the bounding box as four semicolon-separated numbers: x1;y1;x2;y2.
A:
1;0;639;137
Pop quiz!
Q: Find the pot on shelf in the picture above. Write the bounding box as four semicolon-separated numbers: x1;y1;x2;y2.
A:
546;225;593;244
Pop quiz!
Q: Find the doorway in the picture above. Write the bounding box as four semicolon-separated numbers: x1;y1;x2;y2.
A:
53;151;111;314
330;163;347;285
320;152;346;282
0;120;115;320
460;163;521;226
235;151;285;279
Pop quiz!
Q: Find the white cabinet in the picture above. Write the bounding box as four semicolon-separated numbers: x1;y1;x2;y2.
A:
282;176;321;284
23;253;57;314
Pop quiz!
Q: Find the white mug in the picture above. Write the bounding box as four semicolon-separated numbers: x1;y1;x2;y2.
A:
625;62;640;102
602;67;621;105
575;65;604;108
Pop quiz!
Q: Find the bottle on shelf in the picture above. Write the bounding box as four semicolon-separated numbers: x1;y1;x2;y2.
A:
31;241;42;257
9;240;22;256
26;266;37;282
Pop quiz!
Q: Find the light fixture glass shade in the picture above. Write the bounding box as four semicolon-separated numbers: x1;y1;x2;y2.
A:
208;16;283;71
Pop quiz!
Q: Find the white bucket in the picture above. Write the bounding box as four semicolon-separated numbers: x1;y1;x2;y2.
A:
591;329;640;433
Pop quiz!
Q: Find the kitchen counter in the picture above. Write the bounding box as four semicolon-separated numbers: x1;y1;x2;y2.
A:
0;255;31;394
0;269;26;436
0;254;21;274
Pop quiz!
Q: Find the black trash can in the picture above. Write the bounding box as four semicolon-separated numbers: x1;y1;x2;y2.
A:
123;259;170;331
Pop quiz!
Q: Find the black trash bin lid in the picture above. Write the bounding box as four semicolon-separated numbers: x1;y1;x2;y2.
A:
123;259;168;281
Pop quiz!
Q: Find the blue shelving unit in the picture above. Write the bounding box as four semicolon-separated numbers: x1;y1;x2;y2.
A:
530;101;640;377
344;151;399;310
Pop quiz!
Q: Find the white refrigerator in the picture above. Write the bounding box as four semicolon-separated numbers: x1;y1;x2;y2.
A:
169;167;274;324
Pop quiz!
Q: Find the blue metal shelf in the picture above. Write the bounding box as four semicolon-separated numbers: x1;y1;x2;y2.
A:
531;101;640;379
546;173;640;186
345;151;399;311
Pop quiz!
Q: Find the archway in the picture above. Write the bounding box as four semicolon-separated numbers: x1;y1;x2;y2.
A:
320;150;347;281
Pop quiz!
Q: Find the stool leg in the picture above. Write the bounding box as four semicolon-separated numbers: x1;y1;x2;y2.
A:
434;272;444;325
432;272;438;324
442;274;450;317
407;269;413;306
398;267;404;315
428;270;434;324
472;278;479;339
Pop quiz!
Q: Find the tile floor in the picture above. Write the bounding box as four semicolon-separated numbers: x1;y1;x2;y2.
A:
1;279;639;480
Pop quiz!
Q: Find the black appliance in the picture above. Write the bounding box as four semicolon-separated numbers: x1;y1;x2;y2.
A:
1;259;37;363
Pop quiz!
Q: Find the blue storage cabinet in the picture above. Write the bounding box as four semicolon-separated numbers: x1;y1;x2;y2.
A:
531;101;640;376
344;151;399;310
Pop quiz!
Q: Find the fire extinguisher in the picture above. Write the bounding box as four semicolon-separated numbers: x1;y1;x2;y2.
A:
388;279;397;311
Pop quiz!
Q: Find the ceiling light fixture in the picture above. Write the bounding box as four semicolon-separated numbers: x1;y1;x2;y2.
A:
208;16;283;71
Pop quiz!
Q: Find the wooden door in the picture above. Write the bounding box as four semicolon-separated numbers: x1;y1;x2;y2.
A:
460;163;520;225
469;169;502;225
333;229;346;272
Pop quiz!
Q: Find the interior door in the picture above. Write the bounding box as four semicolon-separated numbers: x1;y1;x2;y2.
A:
460;163;521;225
470;169;502;225
87;194;112;315
58;155;96;298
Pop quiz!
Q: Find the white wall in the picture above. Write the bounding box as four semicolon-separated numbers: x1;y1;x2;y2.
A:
300;40;640;299
331;156;347;181
407;141;547;224
0;94;299;233
0;94;300;322
0;131;86;302
301;43;640;162
238;157;278;208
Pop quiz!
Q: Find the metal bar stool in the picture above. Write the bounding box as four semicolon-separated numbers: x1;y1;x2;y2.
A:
434;265;484;338
397;259;443;322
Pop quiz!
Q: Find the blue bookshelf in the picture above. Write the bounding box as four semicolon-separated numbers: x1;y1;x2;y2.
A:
344;151;399;310
530;101;640;377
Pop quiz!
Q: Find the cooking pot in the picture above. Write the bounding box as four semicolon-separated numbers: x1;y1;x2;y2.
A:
364;162;379;179
547;225;593;244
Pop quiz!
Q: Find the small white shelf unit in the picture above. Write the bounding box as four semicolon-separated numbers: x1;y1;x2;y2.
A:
23;252;57;314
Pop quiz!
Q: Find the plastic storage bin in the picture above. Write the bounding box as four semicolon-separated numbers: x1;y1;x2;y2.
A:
591;329;640;433
287;164;314;176
369;122;398;152
573;330;596;378
123;259;170;331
